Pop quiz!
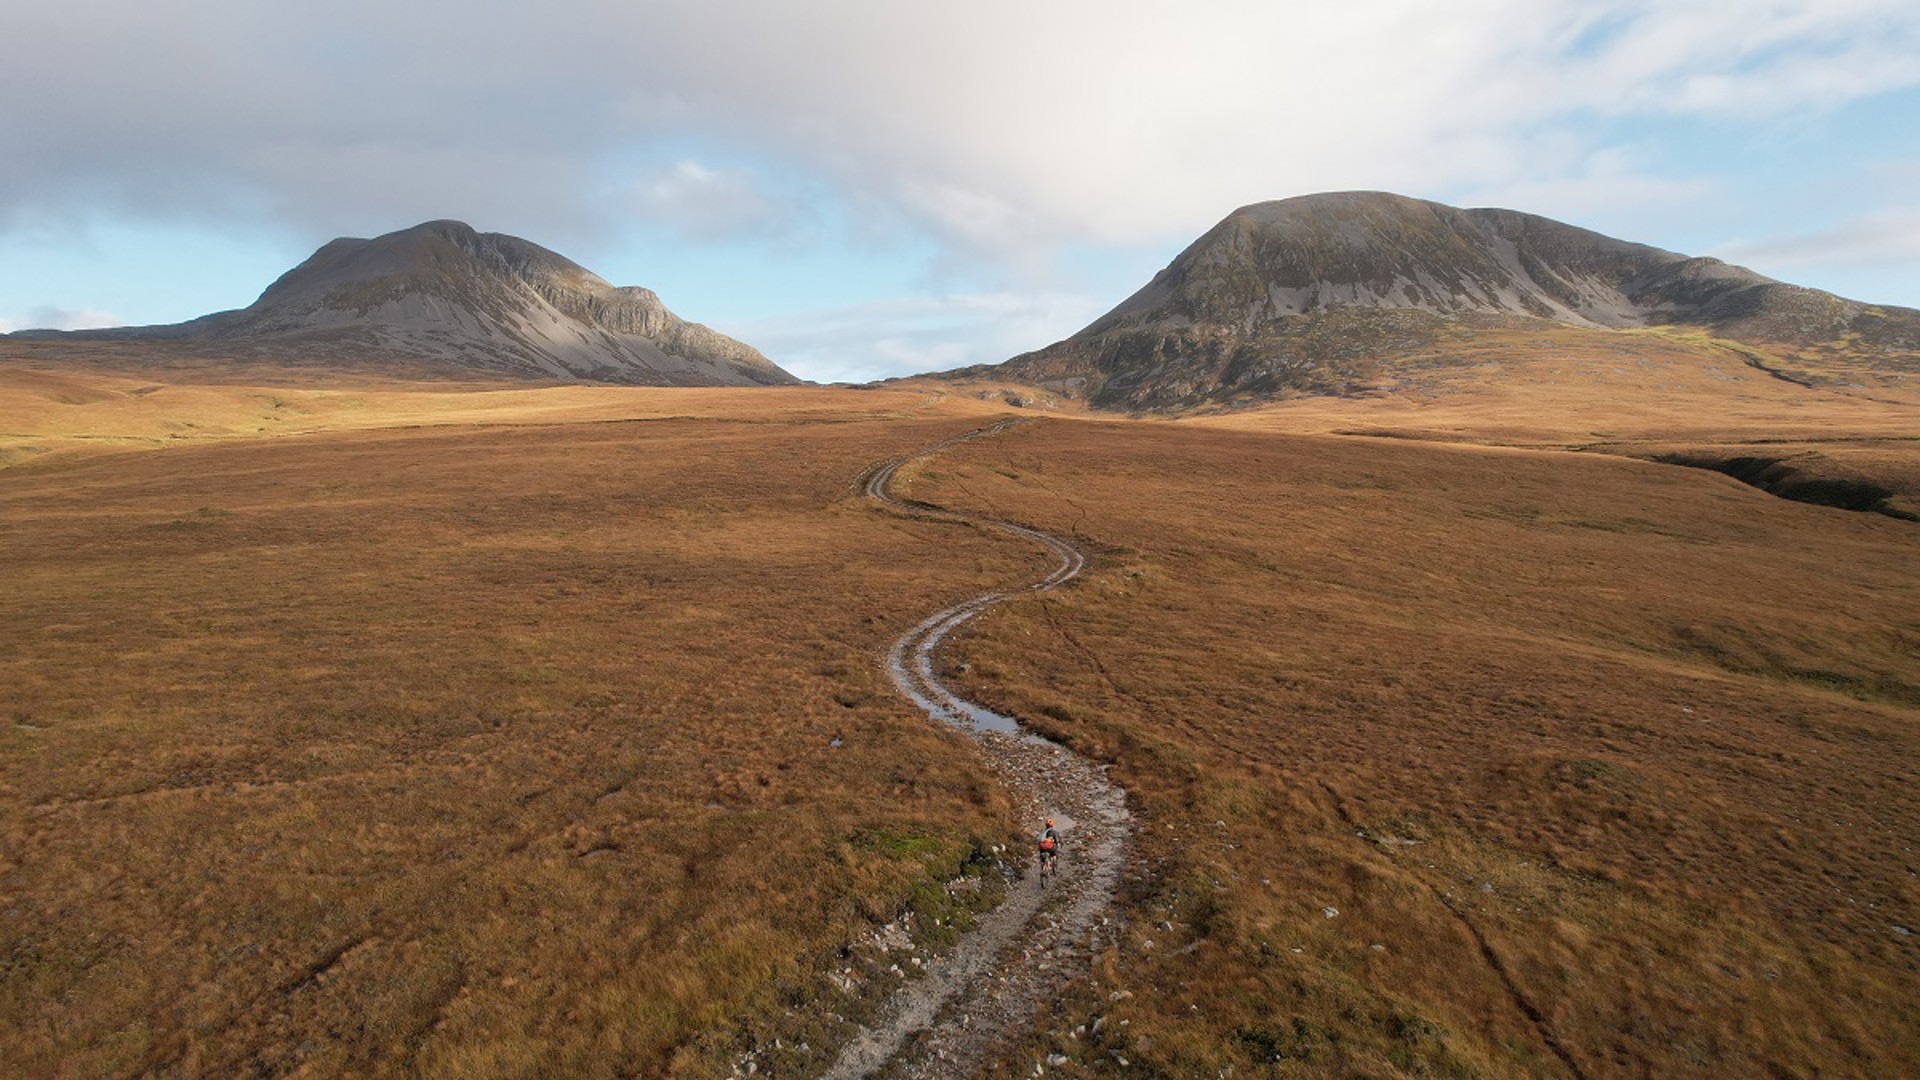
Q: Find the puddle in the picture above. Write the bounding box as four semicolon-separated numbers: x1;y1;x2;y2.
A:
947;698;1023;736
873;426;1087;753
886;596;1056;745
840;427;1135;1080
881;518;1082;748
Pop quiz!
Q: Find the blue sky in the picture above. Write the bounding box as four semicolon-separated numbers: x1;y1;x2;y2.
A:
3;0;1917;383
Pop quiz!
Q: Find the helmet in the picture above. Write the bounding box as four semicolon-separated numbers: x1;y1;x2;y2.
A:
1046;819;1054;827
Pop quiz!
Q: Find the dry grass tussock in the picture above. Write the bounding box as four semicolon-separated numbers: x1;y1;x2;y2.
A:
1;389;1042;1076
914;417;1918;1076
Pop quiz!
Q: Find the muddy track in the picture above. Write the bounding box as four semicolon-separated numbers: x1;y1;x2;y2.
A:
824;422;1133;1079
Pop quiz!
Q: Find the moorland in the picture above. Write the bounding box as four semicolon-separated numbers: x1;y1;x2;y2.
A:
3;363;1036;1076
2;342;1917;1077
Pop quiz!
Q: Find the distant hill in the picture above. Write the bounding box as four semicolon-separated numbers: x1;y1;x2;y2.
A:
971;192;1920;410
9;220;798;387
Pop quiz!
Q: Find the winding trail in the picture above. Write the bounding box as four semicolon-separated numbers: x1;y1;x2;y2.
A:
824;422;1133;1079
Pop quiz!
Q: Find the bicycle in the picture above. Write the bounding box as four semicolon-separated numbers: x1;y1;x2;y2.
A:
1037;818;1061;888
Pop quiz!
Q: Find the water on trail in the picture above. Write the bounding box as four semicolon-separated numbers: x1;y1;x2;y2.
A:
885;595;1041;739
821;425;1132;1079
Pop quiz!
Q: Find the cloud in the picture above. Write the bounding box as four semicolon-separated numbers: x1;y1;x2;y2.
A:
4;1;1918;373
1455;143;1718;223
1719;212;1920;274
5;0;1916;260
611;0;1920;257
627;160;803;243
729;291;1109;383
0;305;123;333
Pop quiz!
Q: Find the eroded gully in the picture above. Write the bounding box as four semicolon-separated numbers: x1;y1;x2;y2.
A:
821;421;1134;1079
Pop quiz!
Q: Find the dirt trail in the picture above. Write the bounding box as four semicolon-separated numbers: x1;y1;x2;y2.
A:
824;423;1133;1079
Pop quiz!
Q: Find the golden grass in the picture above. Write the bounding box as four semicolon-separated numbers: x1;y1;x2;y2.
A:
1177;324;1920;447
912;417;1919;1076
0;352;1002;468
0;396;1037;1076
4;340;1917;1076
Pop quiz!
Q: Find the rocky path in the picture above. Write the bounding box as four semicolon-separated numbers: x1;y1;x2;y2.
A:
823;423;1133;1079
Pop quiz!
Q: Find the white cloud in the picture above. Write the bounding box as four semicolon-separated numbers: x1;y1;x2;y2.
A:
1456;144;1718;225
590;0;1920;256
1719;212;1920;274
729;291;1109;383
628;160;800;242
0;305;122;333
3;0;1919;373
5;0;1916;256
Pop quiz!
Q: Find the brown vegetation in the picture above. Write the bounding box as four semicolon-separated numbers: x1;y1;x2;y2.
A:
912;417;1919;1076
1175;324;1920;445
1;381;1035;1076
0;349;950;468
4;347;1917;1077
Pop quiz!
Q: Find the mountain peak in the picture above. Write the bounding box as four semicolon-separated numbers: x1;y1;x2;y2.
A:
1092;191;1779;338
39;221;797;386
990;191;1914;410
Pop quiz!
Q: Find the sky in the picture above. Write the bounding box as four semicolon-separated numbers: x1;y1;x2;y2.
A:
3;0;1918;383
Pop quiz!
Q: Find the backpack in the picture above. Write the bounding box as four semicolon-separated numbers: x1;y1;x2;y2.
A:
1039;830;1056;852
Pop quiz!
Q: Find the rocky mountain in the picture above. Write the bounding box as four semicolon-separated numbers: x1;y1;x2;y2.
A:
16;221;797;386
979;191;1920;410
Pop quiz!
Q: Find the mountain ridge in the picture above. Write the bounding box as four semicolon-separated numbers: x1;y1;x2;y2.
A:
975;191;1920;410
12;220;798;387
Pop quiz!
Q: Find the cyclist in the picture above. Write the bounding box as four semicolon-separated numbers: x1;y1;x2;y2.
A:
1037;818;1061;884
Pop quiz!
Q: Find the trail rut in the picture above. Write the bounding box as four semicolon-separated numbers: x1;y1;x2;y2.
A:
823;422;1133;1079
